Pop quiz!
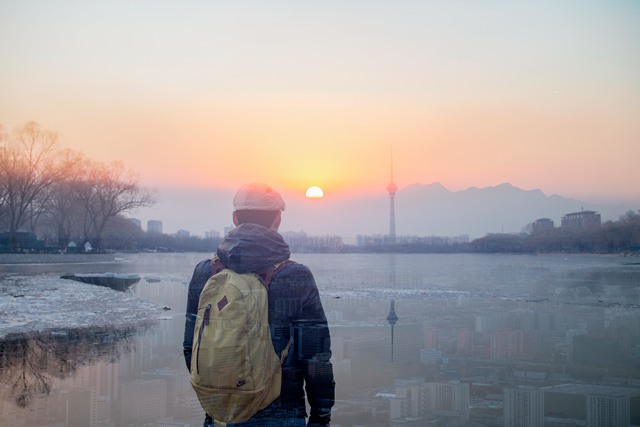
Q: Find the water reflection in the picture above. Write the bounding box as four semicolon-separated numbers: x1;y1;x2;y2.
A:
0;326;145;408
0;325;146;408
1;253;639;426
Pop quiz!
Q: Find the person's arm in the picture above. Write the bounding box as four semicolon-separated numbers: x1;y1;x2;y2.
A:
295;268;335;426
182;259;212;372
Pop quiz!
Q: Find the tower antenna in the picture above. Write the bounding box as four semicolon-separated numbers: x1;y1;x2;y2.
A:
386;148;398;243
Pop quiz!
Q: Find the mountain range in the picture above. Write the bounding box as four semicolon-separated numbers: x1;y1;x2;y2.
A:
283;182;636;241
392;182;634;239
145;183;637;241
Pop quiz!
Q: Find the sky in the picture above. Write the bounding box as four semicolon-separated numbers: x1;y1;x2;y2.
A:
1;1;639;237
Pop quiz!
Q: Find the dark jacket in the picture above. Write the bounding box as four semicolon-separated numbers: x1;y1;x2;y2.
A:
183;223;335;425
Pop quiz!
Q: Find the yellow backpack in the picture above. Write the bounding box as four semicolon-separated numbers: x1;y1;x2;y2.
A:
190;261;293;424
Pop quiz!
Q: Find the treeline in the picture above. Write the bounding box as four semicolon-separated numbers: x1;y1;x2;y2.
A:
347;211;640;254
469;210;640;254
101;224;222;253
0;121;154;252
277;213;640;254
354;234;469;253
107;211;639;255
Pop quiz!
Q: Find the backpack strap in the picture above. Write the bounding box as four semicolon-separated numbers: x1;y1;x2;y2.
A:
260;259;296;361
210;255;225;276
258;259;296;289
211;255;295;289
280;335;294;362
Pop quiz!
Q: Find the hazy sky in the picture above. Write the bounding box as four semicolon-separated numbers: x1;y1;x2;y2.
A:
1;1;639;236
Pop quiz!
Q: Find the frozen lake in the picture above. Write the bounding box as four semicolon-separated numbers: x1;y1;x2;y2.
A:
1;252;639;426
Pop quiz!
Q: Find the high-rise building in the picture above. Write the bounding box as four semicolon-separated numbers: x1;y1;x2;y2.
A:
503;386;544;427
490;329;524;360
456;328;474;355
432;381;470;420
204;229;220;239
147;220;163;234
175;229;190;238
345;336;390;386
66;386;98;427
391;379;470;422
542;384;640;427
120;379;167;421
127;218;142;229
561;210;601;229
531;218;554;234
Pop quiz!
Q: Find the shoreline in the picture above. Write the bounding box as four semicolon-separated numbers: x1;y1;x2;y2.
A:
0;253;116;264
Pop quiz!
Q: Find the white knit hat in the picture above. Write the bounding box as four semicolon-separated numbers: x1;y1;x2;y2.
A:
233;183;286;211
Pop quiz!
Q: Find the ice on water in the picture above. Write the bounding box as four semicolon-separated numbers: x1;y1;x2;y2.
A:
0;274;165;339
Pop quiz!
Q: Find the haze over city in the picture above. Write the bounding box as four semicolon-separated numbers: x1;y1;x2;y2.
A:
2;1;638;238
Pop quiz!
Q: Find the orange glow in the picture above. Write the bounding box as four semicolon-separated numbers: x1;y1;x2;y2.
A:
55;94;639;206
1;2;639;208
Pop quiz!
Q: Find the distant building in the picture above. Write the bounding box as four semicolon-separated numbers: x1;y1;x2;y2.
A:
175;229;190;238
142;368;191;419
204;230;220;239
490;329;524;361
345;335;391;386
419;348;442;365
66;386;98;427
392;322;422;364
120;379;167;421
456;328;474;355
504;386;544;427
542;383;640;426
423;326;440;349
147;220;163;234
561;210;601;229
475;312;509;333
390;378;470;422
531;218;554;234
127;218;142;229
432;381;470;420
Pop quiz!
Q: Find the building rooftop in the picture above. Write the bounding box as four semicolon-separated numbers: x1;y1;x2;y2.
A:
541;383;640;397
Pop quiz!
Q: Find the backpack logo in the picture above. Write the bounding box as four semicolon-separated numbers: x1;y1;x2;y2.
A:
217;295;228;311
236;379;247;387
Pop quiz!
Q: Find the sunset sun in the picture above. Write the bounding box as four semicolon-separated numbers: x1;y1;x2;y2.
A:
305;186;324;199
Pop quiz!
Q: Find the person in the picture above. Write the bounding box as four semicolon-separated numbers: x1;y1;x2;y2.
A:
183;183;335;427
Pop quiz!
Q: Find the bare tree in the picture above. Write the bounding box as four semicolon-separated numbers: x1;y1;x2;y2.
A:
0;122;70;249
0;125;9;225
36;151;87;248
76;159;155;250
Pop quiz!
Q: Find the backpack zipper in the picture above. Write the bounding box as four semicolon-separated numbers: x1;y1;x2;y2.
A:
195;303;212;375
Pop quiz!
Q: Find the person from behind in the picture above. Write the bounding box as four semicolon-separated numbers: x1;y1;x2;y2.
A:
183;183;335;426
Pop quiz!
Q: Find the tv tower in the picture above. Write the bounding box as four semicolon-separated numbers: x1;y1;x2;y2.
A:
386;300;399;362
386;152;398;243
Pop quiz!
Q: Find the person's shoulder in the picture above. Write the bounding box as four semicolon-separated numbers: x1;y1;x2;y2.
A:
194;258;212;272
191;258;214;281
281;261;313;276
273;262;315;287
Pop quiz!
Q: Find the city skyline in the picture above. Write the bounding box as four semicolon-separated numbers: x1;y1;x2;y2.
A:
133;181;635;241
